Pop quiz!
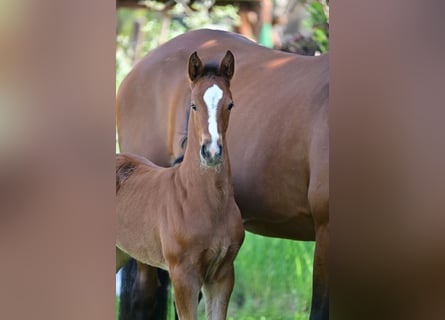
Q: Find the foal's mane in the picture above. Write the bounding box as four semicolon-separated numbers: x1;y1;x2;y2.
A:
199;63;230;83
116;161;136;193
201;63;220;77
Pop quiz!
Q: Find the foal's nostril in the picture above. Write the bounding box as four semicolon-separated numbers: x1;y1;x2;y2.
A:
201;143;223;164
216;144;223;157
201;144;209;158
208;143;222;158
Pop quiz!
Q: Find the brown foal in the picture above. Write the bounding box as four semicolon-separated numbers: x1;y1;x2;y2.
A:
116;51;245;320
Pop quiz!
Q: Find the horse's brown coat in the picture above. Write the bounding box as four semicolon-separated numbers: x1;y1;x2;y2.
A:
116;51;245;320
117;29;329;319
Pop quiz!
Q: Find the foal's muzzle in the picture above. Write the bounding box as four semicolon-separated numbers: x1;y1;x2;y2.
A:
200;143;223;166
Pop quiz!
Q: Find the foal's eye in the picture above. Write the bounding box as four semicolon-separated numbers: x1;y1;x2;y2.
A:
191;103;197;111
228;102;234;111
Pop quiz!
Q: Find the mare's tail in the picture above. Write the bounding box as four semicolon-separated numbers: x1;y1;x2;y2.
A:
118;258;136;320
118;259;171;320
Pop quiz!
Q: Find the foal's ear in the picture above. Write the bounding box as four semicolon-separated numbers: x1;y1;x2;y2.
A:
188;51;204;82
220;50;235;80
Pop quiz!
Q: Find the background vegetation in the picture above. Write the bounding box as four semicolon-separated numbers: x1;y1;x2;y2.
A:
116;1;328;318
226;235;314;319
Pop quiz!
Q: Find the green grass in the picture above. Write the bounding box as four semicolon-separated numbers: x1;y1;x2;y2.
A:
223;233;314;320
116;233;314;320
116;296;119;320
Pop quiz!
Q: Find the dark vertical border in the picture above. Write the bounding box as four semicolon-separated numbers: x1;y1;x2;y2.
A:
331;1;445;319
0;1;116;319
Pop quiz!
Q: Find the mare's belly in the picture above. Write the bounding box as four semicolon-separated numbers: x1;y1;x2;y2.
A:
232;165;315;241
242;211;315;241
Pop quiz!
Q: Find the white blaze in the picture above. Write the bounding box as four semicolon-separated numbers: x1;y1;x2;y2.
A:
203;84;223;156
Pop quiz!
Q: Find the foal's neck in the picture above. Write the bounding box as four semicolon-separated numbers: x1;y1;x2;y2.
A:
177;116;232;204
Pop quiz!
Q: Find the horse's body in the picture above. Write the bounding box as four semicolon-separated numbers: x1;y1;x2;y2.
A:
117;29;328;319
116;50;245;320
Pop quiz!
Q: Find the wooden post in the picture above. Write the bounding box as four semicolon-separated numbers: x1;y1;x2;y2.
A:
158;12;171;46
130;17;145;65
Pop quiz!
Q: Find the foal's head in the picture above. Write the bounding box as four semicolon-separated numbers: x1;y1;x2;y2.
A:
188;50;235;168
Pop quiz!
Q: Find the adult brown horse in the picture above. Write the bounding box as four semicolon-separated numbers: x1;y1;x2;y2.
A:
117;29;328;319
117;50;245;320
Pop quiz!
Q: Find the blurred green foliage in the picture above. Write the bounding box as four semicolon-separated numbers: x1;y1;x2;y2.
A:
116;1;330;88
225;233;315;319
116;4;239;90
302;0;329;52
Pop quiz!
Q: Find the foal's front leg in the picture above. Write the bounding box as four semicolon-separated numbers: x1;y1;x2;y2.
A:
202;265;235;320
170;264;201;320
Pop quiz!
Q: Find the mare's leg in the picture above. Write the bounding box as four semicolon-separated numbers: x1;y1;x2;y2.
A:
308;129;329;320
170;264;201;320
202;265;235;320
310;223;329;320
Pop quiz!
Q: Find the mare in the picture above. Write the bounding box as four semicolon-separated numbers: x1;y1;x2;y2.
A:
116;50;245;320
116;29;329;319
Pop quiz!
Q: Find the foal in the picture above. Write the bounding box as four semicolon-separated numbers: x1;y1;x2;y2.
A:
116;51;245;320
